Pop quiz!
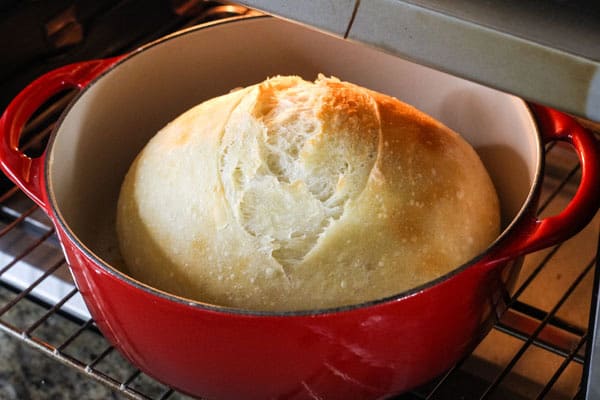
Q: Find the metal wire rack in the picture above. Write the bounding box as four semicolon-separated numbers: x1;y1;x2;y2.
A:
0;3;599;399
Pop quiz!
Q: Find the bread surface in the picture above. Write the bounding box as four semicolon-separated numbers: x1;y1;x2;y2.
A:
116;75;500;311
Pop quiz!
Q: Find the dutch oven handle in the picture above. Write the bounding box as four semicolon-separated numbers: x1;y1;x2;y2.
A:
0;57;124;212
483;104;600;269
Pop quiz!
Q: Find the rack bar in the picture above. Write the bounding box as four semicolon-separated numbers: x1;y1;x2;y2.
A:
536;333;588;400
86;344;115;372
56;319;95;353
0;229;55;276
480;257;595;398
0;258;63;316
24;286;78;336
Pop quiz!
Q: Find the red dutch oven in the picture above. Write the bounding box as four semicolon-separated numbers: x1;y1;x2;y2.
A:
0;16;599;400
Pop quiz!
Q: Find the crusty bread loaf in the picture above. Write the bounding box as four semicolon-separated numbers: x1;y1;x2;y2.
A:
116;75;500;311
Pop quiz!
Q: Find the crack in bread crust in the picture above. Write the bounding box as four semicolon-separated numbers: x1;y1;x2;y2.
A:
218;76;379;272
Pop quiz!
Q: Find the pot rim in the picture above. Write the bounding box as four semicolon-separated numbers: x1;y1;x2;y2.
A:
45;15;544;317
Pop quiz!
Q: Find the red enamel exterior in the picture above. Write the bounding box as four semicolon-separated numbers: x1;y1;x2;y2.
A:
1;50;599;400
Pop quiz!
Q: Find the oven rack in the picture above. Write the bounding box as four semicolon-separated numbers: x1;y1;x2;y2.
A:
0;89;598;399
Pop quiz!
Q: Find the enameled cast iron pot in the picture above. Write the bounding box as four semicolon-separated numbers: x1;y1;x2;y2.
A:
1;16;599;400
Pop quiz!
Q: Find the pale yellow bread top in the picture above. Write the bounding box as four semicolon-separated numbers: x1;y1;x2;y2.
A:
116;75;500;311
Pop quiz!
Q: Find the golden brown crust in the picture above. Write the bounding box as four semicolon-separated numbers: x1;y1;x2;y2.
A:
116;75;500;311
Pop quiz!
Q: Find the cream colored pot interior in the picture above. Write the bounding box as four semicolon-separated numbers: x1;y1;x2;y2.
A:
47;17;539;273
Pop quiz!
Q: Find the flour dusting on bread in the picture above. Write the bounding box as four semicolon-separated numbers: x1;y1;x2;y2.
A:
219;76;379;271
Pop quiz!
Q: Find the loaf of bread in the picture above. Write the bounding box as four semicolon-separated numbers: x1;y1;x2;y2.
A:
116;75;500;311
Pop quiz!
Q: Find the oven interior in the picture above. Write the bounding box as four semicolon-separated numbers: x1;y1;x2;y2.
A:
0;1;598;399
